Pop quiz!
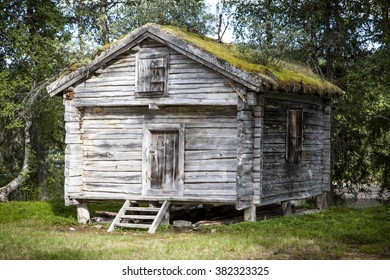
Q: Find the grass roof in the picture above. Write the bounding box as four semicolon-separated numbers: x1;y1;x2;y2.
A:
159;24;344;96
57;23;343;97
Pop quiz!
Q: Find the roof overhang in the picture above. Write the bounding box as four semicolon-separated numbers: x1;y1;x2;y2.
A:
47;23;344;97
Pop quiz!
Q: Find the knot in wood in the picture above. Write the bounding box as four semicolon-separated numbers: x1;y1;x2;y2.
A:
65;87;75;100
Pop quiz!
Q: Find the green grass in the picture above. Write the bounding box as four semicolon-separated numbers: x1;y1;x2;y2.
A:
0;201;389;260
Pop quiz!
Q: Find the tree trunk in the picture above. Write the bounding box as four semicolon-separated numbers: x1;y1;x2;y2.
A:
78;0;84;54
264;0;273;46
379;1;390;49
35;135;48;200
324;0;333;79
0;119;32;202
99;0;110;45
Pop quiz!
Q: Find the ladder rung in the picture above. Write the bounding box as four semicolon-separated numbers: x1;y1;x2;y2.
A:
116;223;151;229
121;215;156;220
125;207;160;212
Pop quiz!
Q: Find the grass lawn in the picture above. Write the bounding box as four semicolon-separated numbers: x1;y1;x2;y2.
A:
0;201;389;260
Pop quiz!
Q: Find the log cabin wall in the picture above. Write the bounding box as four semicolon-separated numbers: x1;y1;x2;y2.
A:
69;40;239;107
63;39;240;205
77;106;238;203
259;93;330;205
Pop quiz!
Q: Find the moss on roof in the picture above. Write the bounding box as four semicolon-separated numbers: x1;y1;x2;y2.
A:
53;23;343;96
159;24;343;96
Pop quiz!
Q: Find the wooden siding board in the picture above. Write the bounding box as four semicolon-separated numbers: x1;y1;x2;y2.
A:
74;106;238;203
71;47;238;106
260;95;327;202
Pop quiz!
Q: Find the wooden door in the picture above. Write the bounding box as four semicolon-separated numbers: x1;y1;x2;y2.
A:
142;124;184;197
150;130;179;190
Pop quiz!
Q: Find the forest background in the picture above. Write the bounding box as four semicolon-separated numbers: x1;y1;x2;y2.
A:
0;0;389;202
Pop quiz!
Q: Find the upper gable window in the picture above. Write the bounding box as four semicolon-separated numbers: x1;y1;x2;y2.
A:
286;109;303;163
136;48;169;96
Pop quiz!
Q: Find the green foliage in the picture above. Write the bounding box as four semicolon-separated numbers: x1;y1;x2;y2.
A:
222;0;373;76
0;1;71;200
112;0;215;37
59;0;215;59
333;49;390;191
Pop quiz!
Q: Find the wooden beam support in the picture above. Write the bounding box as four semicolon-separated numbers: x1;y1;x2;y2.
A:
281;201;292;216
77;201;90;224
315;193;328;210
244;205;257;222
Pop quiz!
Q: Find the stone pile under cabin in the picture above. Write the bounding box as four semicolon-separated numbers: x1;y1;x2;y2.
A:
47;23;343;233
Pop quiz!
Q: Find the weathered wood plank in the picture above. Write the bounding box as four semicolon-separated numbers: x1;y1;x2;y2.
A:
73;97;238;107
264;93;324;106
84;161;142;171
68;192;237;203
83;185;142;195
185;159;237;172
83;151;142;160
108;200;130;232
65;134;83;144
185;171;236;183
261;189;323;205
84;171;141;184
83;138;142;146
183;182;236;189
148;200;171;234
186;128;237;138
184;189;236;196
185;150;236;160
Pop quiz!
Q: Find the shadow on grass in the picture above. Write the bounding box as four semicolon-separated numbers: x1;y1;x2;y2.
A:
47;200;123;220
47;200;77;220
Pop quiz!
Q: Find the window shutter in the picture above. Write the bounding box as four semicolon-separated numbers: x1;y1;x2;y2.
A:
136;50;168;95
287;109;303;163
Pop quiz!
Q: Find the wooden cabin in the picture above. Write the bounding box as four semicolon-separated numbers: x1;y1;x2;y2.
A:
47;23;343;233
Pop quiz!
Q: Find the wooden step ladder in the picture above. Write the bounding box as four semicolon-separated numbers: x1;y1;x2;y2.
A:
107;200;170;234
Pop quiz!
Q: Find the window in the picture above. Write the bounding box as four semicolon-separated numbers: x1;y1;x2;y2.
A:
136;49;169;96
286;109;303;163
